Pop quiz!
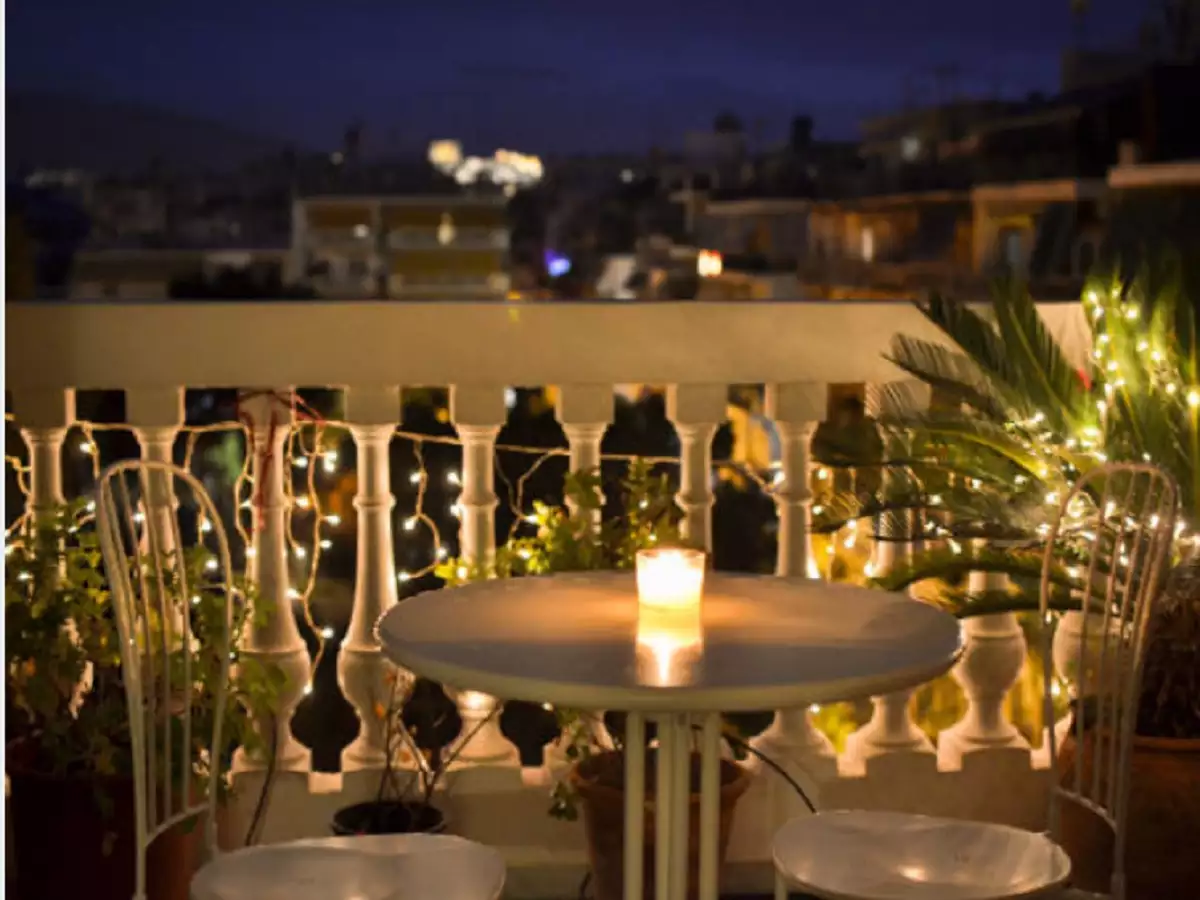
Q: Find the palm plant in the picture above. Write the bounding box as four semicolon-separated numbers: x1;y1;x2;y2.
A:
813;271;1200;738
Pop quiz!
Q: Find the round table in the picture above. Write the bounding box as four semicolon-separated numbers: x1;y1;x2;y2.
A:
377;572;963;900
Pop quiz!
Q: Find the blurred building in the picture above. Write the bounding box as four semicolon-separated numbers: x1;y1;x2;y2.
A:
69;247;291;299
289;162;511;298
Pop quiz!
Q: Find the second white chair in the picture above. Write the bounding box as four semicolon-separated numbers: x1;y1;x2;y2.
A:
771;463;1177;900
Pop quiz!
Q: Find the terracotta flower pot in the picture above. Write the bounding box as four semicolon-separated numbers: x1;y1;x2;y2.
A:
568;750;752;900
1057;732;1200;899
7;739;226;900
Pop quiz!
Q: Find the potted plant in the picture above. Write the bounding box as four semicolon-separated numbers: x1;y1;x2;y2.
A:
439;462;767;900
329;672;497;836
6;500;283;900
812;274;1200;897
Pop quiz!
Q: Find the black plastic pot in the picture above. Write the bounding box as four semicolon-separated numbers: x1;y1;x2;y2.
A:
330;800;446;836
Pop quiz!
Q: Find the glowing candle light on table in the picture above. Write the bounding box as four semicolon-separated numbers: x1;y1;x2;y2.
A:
634;548;706;687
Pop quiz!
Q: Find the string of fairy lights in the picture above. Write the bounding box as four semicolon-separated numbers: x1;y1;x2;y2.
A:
5;395;851;697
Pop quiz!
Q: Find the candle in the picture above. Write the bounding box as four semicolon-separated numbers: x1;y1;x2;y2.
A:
635;548;705;686
635;547;706;611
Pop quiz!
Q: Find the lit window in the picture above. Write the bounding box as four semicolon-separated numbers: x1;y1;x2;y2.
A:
437;213;456;246
353;224;370;239
697;250;723;278
861;227;875;263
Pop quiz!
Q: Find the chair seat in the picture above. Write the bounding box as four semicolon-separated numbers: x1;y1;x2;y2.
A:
773;810;1072;900
191;833;506;900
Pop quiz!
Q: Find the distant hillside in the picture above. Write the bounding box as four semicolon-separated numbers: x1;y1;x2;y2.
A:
6;91;306;176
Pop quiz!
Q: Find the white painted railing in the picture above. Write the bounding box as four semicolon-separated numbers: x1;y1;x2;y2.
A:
5;299;1090;897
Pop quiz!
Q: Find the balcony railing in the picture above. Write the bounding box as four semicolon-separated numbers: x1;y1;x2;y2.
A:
5;298;1091;898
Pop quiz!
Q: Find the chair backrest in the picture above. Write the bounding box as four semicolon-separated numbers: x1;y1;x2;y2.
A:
96;460;235;899
1040;462;1176;894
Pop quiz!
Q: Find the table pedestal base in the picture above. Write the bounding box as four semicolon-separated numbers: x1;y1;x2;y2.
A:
620;712;724;900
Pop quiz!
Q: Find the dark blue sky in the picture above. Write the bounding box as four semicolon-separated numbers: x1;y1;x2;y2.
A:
8;0;1147;154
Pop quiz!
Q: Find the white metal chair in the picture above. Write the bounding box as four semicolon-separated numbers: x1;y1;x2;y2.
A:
771;463;1177;900
96;460;506;900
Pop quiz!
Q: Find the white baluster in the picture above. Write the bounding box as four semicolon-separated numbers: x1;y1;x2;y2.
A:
938;565;1028;769
555;384;612;526
448;385;516;764
767;383;823;578
15;390;83;714
555;385;616;750
450;386;503;571
15;388;74;524
127;387;185;555
1049;610;1086;749
339;386;403;770
237;391;311;772
846;380;933;766
754;382;837;797
665;385;725;549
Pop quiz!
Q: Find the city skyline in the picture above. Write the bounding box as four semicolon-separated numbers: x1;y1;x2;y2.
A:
9;0;1148;156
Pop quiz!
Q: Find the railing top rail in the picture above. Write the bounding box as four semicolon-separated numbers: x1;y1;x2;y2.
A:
6;298;1090;392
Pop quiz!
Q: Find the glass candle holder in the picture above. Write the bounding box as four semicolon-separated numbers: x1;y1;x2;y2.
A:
634;548;705;686
635;547;706;611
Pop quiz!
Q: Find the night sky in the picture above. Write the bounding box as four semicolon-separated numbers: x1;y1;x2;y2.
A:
9;0;1147;155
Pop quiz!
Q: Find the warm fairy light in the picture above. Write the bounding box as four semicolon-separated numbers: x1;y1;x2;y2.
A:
409;471;423;485
1188;390;1200;409
398;572;412;583
324;514;341;526
403;517;418;531
446;470;461;487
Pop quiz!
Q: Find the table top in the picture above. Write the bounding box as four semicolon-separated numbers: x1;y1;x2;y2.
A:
377;572;963;712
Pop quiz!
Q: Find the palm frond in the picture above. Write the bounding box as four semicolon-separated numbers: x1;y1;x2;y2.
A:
886;335;1008;420
989;279;1088;433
